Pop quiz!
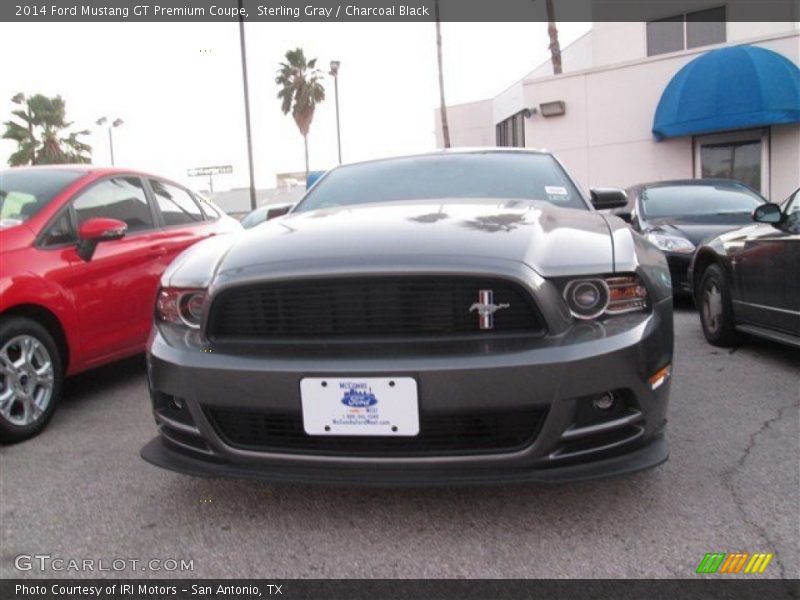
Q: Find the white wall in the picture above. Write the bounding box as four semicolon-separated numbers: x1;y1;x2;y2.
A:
590;22;647;67
493;81;526;124
771;124;800;201
589;21;798;69
526;31;594;80
434;99;495;148
521;46;702;191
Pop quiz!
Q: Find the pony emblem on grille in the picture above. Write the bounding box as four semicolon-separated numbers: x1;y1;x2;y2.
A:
469;290;510;330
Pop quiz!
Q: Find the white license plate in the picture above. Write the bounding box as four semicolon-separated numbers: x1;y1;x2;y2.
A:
300;377;419;436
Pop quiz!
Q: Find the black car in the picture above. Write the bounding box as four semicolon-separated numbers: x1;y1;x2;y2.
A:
617;180;766;294
690;187;800;348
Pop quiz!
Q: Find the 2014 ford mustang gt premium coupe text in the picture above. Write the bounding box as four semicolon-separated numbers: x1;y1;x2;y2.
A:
141;150;674;485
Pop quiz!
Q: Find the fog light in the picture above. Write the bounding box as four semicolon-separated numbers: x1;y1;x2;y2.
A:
593;392;615;412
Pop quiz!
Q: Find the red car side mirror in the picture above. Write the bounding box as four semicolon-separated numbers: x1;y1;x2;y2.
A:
79;217;127;241
77;218;127;261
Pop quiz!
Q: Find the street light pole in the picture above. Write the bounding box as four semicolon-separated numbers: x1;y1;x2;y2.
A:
238;0;258;212
108;128;114;165
96;117;124;166
330;60;342;164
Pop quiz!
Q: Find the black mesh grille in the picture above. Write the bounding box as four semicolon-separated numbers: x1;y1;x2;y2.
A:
206;407;548;456
207;276;544;340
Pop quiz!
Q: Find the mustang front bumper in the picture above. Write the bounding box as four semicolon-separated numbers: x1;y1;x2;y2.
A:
141;294;673;486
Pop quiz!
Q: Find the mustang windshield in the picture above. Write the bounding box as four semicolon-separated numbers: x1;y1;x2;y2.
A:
295;153;587;213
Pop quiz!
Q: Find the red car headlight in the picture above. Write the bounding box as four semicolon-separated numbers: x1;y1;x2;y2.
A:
156;288;207;329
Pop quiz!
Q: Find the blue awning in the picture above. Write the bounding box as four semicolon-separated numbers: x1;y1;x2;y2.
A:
306;170;326;189
653;46;800;140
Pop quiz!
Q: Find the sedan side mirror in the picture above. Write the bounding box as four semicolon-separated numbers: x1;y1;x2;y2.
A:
612;209;633;223
590;188;628;210
77;217;127;261
752;203;782;224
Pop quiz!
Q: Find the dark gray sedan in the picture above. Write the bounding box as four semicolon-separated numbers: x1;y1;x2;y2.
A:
617;180;765;295
142;150;674;485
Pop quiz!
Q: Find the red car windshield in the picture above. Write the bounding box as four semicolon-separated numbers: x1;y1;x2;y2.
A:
0;169;84;227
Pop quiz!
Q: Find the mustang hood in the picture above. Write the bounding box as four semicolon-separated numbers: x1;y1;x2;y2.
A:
213;200;616;280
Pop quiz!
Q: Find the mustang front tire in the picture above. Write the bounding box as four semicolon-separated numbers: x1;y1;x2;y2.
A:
0;317;63;443
698;264;740;347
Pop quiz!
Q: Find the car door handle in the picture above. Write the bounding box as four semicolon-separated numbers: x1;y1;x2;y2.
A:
149;246;168;258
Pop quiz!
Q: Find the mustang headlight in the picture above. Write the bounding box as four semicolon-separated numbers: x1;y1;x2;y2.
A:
564;279;609;319
645;232;695;254
156;287;207;329
563;275;648;320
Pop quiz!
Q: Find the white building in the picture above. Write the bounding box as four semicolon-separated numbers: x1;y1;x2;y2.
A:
435;16;800;201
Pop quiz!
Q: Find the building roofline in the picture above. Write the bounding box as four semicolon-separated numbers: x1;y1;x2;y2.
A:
522;29;800;87
433;27;595;116
493;29;594;98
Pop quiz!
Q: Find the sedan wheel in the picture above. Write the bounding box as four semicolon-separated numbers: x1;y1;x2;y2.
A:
702;281;723;335
697;264;740;347
0;318;63;443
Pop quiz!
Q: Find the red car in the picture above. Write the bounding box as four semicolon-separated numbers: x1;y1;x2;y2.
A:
0;166;241;442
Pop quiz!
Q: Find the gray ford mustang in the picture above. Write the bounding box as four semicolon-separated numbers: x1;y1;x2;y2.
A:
142;149;674;485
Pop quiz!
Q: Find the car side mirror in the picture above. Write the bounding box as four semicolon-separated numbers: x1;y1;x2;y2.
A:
590;188;628;210
266;203;294;220
752;203;782;225
612;209;633;223
77;217;127;261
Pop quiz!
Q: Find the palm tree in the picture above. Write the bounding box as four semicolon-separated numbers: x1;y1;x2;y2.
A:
435;0;451;148
276;48;326;176
2;93;91;166
544;0;563;75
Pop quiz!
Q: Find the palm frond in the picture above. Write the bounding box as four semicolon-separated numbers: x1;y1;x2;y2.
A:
2;120;31;142
4;93;92;166
275;48;326;135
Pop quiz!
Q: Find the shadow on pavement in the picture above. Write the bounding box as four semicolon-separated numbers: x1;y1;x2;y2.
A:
61;354;147;407
672;294;696;312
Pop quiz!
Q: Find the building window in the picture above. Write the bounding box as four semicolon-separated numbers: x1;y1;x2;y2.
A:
647;6;726;56
496;112;526;147
694;129;769;196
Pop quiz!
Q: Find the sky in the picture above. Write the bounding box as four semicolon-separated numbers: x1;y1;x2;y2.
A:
0;21;591;191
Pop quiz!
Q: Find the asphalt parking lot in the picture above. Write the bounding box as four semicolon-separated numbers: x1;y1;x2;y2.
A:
1;304;798;579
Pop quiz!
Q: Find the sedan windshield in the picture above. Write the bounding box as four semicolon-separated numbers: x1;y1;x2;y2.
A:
295;153;587;213
0;169;84;227
641;184;764;219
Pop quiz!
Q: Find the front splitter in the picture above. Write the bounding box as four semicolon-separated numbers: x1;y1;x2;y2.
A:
140;435;668;487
